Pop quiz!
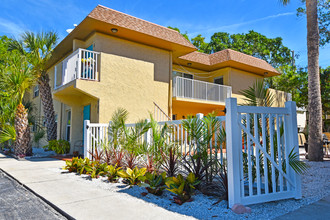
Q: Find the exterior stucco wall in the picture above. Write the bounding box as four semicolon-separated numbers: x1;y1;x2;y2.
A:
75;33;171;123
227;68;264;94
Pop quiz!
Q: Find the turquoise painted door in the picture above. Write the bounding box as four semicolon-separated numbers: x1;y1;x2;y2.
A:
83;105;91;146
83;105;91;121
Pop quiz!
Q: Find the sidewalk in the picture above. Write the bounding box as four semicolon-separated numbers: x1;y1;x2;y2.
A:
0;153;193;220
275;195;330;220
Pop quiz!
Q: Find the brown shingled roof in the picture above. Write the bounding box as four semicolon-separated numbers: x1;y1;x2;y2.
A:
88;5;195;49
178;49;278;74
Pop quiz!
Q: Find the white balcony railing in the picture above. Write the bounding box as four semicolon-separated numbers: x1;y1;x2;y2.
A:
173;76;232;103
54;48;100;89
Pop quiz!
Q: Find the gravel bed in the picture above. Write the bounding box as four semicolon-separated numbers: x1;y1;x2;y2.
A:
52;160;330;220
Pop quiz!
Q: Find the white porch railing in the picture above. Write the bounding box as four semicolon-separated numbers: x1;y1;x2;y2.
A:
173;76;232;103
54;48;100;89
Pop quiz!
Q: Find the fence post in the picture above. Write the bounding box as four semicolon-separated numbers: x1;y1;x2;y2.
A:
144;119;151;146
196;113;204;120
226;98;241;208
84;120;91;159
285;101;302;199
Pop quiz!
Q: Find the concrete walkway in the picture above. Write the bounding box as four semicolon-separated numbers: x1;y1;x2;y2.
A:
275;195;330;220
0;154;193;220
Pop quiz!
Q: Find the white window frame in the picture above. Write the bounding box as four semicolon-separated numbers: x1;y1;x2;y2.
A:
172;71;193;79
33;85;39;98
214;76;224;85
66;110;71;142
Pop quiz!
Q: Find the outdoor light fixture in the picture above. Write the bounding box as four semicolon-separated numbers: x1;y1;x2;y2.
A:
187;63;192;66
264;72;268;75
111;28;118;33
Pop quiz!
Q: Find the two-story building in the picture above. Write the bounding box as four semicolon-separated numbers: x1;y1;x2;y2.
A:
28;5;286;150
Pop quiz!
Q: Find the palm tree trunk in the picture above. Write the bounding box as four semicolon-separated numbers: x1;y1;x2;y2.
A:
306;0;323;161
14;103;31;156
38;73;57;141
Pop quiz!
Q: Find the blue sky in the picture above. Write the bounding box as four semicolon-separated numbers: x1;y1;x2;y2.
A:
0;0;329;67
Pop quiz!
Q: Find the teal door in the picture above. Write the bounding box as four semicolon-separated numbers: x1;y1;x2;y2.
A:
83;105;91;121
83;105;91;147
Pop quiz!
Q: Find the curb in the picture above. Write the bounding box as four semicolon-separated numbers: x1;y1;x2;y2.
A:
0;168;75;220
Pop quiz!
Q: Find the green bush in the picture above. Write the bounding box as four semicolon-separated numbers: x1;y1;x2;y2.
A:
63;157;82;172
165;173;200;205
141;172;167;196
118;167;147;185
44;139;70;154
105;164;122;182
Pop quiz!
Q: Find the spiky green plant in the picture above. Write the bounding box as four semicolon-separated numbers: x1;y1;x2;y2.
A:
118;167;147;185
165;173;200;205
141;172;167;196
239;79;274;107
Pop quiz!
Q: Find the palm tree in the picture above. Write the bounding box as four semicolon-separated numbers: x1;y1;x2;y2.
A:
0;54;36;155
280;0;323;161
239;79;274;107
8;31;58;141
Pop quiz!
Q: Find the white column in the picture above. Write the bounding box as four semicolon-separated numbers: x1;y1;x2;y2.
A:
83;120;91;159
226;98;242;208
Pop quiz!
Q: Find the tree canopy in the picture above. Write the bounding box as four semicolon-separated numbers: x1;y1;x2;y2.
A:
297;0;330;46
169;27;293;68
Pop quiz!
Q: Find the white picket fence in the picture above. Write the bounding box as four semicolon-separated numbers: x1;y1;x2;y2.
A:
83;97;301;207
84;115;226;164
226;98;301;208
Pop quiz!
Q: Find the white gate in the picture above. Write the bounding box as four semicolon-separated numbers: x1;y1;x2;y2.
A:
83;120;108;159
226;98;301;208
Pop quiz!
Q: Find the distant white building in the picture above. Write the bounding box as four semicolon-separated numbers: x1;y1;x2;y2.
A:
296;107;307;132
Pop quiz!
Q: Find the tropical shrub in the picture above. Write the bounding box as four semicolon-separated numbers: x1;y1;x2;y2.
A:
77;158;92;174
106;164;122;182
160;144;180;177
181;114;220;182
118;167;147;185
88;147;104;162
165;173;200;205
112;148;125;168
63;157;82;172
44;139;70;154
142;172;167;196
87;162;108;179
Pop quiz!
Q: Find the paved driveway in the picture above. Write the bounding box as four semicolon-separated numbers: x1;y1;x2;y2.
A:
0;169;65;220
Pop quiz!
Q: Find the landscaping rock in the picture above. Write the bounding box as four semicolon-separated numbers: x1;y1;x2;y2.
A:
231;203;252;214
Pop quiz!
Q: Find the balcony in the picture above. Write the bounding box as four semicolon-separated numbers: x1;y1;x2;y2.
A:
173;76;232;103
54;48;100;90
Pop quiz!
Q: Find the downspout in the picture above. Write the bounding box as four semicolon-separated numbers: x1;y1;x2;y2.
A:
59;103;63;139
168;51;173;119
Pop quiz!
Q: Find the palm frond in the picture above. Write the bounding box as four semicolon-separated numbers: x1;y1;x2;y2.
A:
239;80;274;107
0;125;16;143
288;148;309;174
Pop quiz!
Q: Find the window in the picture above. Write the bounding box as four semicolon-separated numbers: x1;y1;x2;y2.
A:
33;85;39;98
172;71;193;79
214;76;224;85
66;111;71;141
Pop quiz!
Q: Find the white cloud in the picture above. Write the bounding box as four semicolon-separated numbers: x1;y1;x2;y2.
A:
189;12;296;36
0;17;24;36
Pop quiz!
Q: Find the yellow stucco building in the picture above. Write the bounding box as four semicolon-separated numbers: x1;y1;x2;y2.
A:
28;5;289;151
